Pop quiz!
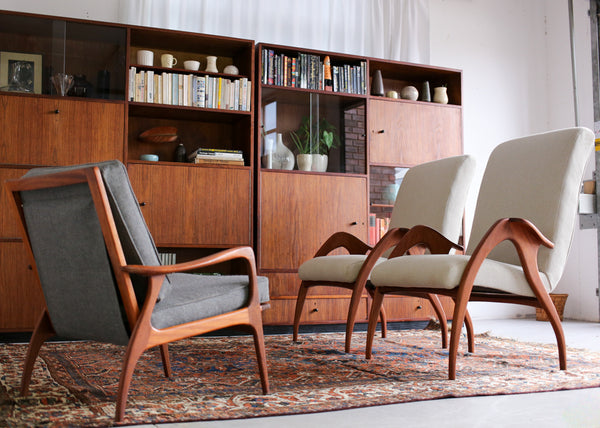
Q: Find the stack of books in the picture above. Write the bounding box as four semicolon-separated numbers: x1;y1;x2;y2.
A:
261;48;366;95
189;148;245;166
368;214;391;246
128;67;251;111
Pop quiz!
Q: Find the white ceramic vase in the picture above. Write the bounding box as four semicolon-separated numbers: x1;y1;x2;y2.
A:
433;86;449;104
272;133;294;170
205;56;218;73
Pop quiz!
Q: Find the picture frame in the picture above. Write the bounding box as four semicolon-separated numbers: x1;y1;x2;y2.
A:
0;51;42;94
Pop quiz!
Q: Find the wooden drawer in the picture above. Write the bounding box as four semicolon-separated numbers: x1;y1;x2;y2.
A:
262;297;369;325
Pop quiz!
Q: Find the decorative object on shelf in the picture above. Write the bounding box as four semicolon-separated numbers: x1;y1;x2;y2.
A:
421;81;431;102
69;74;93;97
184;60;200;71
205;56;218;73
383;183;400;203
140;154;159;161
296;154;313;171
50;73;74;96
433;85;449;104
400;85;419;101
223;64;239;75
160;54;177;68
371;69;384;96
385;90;398;99
289;116;339;172
174;143;187;162
0;51;42;94
311;154;328;172
136;49;154;66
272;133;294;170
138;126;178;143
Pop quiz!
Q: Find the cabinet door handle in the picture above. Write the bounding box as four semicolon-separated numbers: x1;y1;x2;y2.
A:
377;129;385;134
139;202;147;207
350;221;358;226
311;308;319;313
54;109;60;114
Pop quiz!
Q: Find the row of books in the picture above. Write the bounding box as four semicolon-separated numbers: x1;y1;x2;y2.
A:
261;49;367;95
128;67;251;111
368;214;391;246
188;147;245;166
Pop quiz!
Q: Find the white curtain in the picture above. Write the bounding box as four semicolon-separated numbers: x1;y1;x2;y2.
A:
119;0;430;63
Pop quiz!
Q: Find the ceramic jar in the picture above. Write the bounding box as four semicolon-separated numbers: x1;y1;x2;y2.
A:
433;86;449;104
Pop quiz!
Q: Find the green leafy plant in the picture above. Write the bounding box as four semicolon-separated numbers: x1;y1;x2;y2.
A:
289;116;339;155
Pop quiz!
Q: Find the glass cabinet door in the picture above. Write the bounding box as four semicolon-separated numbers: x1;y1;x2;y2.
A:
0;13;126;100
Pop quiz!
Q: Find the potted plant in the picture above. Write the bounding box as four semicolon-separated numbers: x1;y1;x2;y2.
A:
289;116;339;172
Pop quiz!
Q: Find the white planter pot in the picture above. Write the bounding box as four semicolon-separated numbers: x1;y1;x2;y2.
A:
297;154;313;171
311;154;328;172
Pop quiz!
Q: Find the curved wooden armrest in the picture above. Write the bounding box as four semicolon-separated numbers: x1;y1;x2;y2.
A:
387;225;463;259
313;231;372;257
352;227;410;283
123;246;257;276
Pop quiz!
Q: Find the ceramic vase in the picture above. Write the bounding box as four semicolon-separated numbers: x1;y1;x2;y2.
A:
205;56;218;73
311;154;328;172
421;81;431;102
371;70;384;96
272;133;294;170
400;86;418;101
433;86;449;104
297;154;313;171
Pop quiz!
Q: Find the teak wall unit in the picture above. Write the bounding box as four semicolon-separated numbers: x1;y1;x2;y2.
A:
0;10;255;331
0;10;462;332
256;43;463;326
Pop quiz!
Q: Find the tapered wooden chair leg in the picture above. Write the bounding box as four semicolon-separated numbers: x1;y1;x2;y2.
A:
368;287;387;338
345;286;366;353
293;282;309;343
464;310;475;353
426;293;448;349
539;296;567;370
448;294;470;380
115;343;145;422
250;317;270;394
159;344;172;378
21;310;55;396
365;290;385;360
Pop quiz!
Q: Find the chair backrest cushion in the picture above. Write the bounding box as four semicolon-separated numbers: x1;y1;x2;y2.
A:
389;154;476;244
24;161;170;304
20;179;131;345
467;127;594;289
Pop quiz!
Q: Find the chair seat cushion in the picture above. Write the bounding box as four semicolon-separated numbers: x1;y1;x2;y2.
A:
298;255;387;283
151;274;269;329
370;254;552;298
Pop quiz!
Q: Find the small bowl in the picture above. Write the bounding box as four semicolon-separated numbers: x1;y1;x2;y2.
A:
140;154;159;162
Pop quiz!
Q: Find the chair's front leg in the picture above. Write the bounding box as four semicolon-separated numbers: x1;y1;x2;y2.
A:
21;310;56;396
293;282;310;343
365;288;385;360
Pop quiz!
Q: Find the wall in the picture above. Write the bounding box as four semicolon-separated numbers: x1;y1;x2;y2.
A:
430;0;599;321
2;0;598;321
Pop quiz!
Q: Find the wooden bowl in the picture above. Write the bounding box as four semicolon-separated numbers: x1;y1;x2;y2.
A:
139;126;178;143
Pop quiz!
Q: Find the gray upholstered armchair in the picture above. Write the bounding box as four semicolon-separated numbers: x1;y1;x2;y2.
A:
366;127;594;379
6;160;270;422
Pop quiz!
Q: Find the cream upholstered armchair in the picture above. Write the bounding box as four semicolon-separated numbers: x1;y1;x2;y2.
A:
366;127;594;379
294;154;476;352
6;161;270;422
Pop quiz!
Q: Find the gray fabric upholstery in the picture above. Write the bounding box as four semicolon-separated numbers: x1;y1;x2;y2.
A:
151;274;270;329
24;161;171;303
20;182;131;345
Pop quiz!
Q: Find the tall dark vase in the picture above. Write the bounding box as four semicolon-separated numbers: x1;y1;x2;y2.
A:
371;69;384;96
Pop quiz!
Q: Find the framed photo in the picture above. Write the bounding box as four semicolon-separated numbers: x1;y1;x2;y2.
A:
0;51;42;94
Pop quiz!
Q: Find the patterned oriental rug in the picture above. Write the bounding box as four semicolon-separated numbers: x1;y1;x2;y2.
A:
2;329;600;427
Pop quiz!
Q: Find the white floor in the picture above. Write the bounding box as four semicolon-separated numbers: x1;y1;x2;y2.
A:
134;319;600;428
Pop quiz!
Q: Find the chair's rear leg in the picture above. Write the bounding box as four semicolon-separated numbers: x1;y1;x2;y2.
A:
464;309;475;353
159;344;172;378
248;308;270;394
293;282;310;343
426;293;448;349
367;287;387;338
21;310;56;396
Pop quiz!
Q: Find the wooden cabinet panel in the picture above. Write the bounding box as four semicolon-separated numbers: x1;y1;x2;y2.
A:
128;163;252;246
262;297;369;325
0;167;30;239
0;242;45;331
369;100;462;166
0;95;124;166
259;171;367;270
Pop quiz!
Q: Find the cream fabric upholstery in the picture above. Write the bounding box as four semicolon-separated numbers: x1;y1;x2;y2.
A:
370;127;594;296
298;154;476;283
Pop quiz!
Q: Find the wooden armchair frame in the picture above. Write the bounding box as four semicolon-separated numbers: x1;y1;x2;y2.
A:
366;219;562;380
8;166;269;422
